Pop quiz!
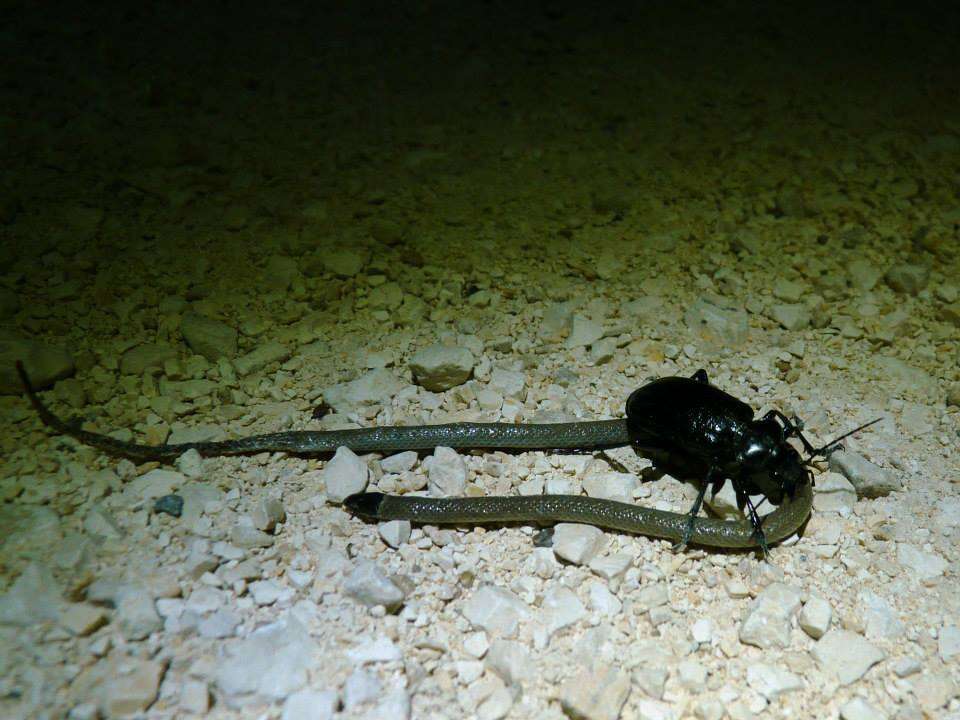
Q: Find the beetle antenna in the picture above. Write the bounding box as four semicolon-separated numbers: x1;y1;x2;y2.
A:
809;417;882;459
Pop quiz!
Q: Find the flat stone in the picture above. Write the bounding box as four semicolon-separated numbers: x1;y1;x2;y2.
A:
486;639;533;685
197;608;239;639
769;303;811;331
488;368;525;399
115;585;162;640
828;451;900;498
588;552;633;582
118;343;176;375
462;585;529;638
344;668;381;708
345;635;402;664
582;471;638;501
282;689;337;720
939;625;960;662
896;544;947;582
230;524;275;549
678;660;708;693
746;663;803;700
884;263;929;295
552;523;606;565
478;684;513;720
0;338;74;393
559;664;631;720
912;673;956;713
812;629;885;686
566;315;604;348
839;697;886;720
542;585;586;634
859;590;904;640
215;616;318;700
323;368;405;408
103;658;165;716
812;472;857;513
739;583;803;649
233;341;290;376
181;312;238;361
179;680;211;715
381;451;418;473
0;562;62;626
344;560;406;610
59;603;108;636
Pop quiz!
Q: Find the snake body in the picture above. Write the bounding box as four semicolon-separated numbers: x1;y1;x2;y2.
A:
17;362;811;548
344;485;811;548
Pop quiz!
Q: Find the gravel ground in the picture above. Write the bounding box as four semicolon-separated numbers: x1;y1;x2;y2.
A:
1;2;959;719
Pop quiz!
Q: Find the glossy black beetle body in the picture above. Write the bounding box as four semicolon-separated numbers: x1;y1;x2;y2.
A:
625;368;852;553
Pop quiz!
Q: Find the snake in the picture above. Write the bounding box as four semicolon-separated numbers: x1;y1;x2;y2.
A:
16;361;811;548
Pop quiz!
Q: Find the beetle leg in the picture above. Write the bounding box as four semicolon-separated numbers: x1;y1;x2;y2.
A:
691;369;709;383
763;409;817;456
673;467;717;552
732;483;770;558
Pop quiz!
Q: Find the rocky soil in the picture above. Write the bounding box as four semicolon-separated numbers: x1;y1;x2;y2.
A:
1;2;958;719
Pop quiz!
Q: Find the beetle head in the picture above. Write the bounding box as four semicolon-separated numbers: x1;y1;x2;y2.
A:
738;422;809;503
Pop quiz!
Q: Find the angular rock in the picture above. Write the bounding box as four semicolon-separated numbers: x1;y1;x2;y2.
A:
381;451;418;473
282;689;337;720
0;562;62;626
426;446;467;497
939;625;960;662
233;341;290;376
552;523;606;565
770;303;811;331
897;544;947;582
323;368;405;408
103;658;165;716
543;586;586;634
812;473;857;513
345;635;402;664
812;629;885;686
116;585;163;641
798;596;832;639
215;616;318;700
839;698;884;720
486;639;533;685
884;263;929;295
566;315;604;349
746;663;803;700
488;368;525;399
181;312;238;361
378;520;411;548
59;603;108;636
409;344;474;391
859;590;904;640
117;343;176;376
462;585;529;637
343;560;405;610
323;446;369;503
0;338;74;393
828;451;900;498
559;664;630;720
739;583;802;649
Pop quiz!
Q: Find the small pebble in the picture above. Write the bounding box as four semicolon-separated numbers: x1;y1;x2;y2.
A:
153;494;184;518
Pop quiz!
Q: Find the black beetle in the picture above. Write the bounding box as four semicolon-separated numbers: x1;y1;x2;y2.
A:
627;369;878;553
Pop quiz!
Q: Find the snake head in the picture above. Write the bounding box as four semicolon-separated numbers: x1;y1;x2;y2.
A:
343;492;385;519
